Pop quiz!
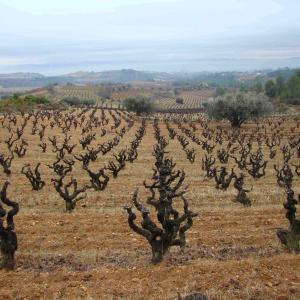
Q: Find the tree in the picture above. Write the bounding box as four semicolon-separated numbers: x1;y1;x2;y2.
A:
124;96;154;115
254;83;263;94
239;84;248;92
215;87;226;96
283;75;300;104
12;93;20;100
206;92;273;128
265;80;277;98
276;76;285;96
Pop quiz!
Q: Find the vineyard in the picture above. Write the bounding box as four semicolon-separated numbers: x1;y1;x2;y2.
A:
28;85;215;111
0;107;300;299
157;90;215;111
52;86;110;105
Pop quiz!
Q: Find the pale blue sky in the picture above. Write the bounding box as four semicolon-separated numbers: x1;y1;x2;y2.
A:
0;0;300;74
0;0;178;14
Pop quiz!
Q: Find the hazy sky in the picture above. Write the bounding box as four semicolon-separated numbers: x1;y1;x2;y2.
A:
0;0;300;74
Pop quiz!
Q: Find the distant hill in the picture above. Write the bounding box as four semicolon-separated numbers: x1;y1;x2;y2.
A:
0;73;45;80
65;69;173;83
0;69;173;88
0;68;298;89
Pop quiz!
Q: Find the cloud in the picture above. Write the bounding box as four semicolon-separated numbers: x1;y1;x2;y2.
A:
0;0;299;73
0;0;287;42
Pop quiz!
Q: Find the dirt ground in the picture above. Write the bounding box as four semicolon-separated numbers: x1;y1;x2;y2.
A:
0;110;299;299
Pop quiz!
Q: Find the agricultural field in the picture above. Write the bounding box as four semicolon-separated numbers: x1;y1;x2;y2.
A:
27;84;215;111
158;90;215;111
0;87;34;99
0;107;300;300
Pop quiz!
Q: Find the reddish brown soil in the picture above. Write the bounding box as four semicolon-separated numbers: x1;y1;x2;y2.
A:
0;111;299;299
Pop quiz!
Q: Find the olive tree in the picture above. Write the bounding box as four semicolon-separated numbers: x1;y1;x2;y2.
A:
206;92;273;128
124;96;155;115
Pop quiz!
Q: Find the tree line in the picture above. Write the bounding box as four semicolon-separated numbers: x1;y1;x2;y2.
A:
265;70;300;104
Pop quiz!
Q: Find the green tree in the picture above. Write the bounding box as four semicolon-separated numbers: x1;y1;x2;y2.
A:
276;76;285;96
124;96;154;115
206;92;273;128
254;83;263;94
280;70;300;104
215;87;226;96
239;84;248;92
265;80;277;98
12;93;20;100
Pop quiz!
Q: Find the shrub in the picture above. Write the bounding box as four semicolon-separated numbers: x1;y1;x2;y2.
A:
0;94;51;112
206;92;273;127
176;97;184;104
23;95;50;104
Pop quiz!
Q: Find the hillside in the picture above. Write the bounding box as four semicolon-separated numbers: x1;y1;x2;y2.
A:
0;68;298;90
